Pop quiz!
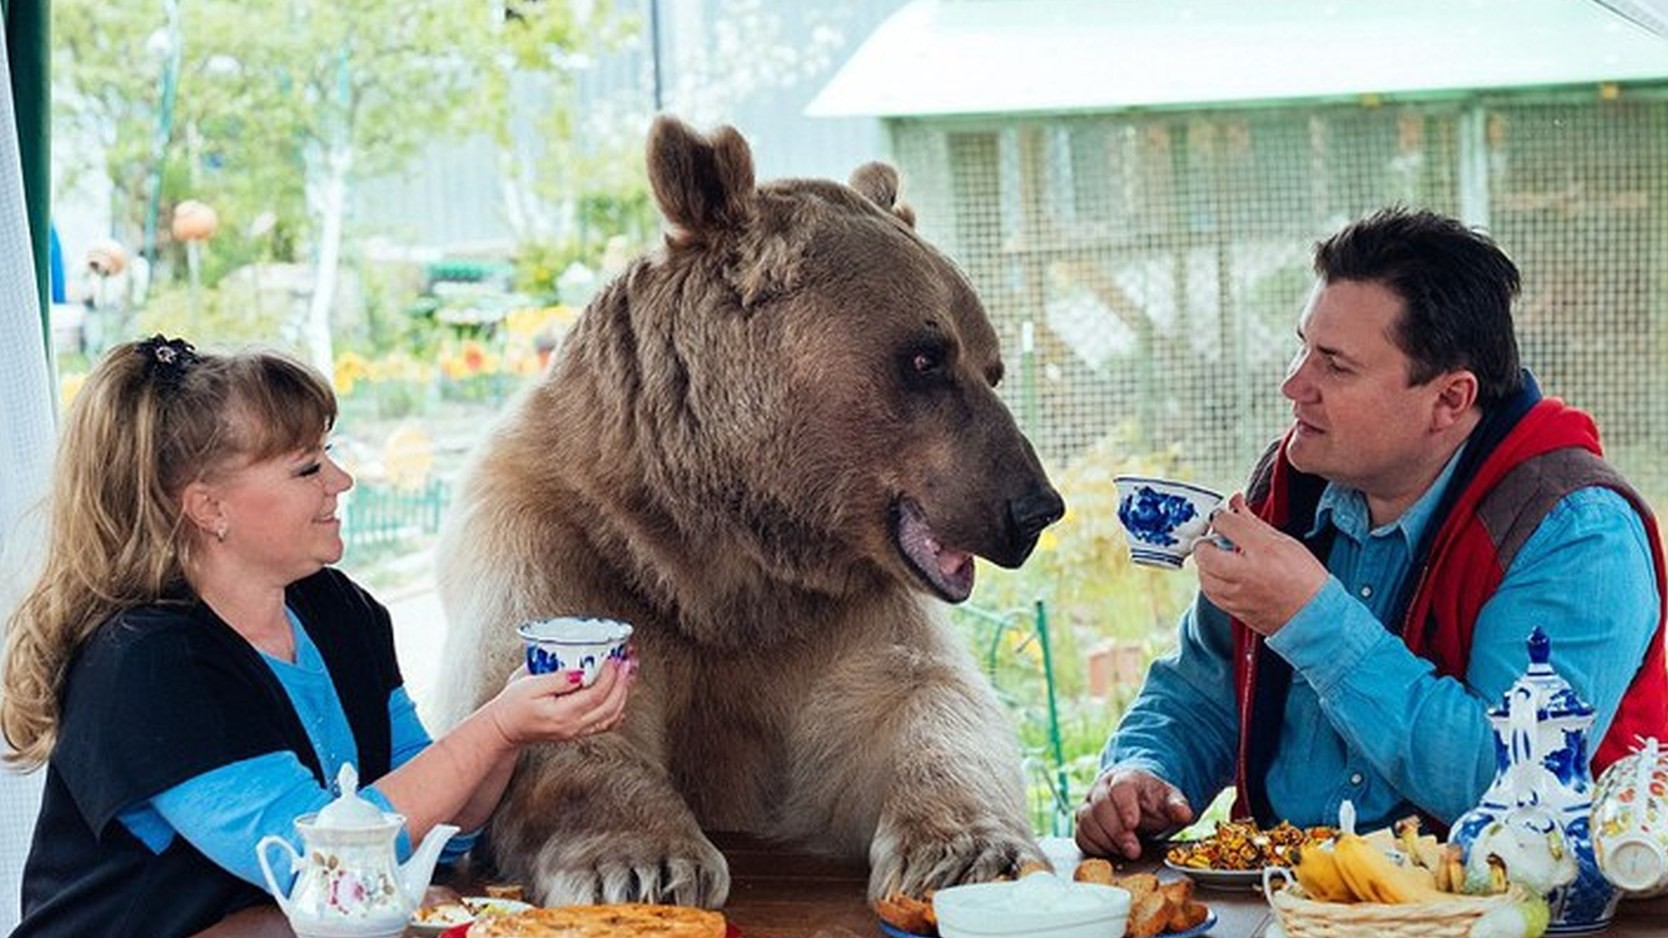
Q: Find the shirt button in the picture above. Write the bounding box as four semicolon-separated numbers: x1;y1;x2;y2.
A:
1358;585;1373;599
1349;772;1364;785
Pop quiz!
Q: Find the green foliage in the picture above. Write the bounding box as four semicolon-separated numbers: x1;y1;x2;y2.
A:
52;0;638;293
512;241;588;299
963;427;1217;832
971;422;1202;673
133;283;299;353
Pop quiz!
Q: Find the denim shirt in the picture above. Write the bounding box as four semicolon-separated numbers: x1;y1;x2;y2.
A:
1104;449;1660;831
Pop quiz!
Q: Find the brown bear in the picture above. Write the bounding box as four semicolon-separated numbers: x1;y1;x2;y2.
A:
434;116;1065;909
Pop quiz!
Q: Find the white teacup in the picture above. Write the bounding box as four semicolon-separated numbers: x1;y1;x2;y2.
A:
1113;475;1224;569
1592;737;1668;896
516;616;633;687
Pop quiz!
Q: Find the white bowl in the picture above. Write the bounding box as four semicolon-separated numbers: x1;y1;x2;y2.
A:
516;616;633;687
933;875;1131;938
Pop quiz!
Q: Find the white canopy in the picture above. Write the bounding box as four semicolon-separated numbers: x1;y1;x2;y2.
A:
808;0;1668;118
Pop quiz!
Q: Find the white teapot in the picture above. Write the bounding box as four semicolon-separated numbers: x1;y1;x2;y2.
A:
257;763;459;938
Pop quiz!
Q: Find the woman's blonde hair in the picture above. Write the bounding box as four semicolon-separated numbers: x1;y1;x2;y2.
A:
1;337;336;768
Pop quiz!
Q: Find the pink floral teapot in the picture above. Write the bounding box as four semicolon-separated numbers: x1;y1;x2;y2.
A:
257;763;458;938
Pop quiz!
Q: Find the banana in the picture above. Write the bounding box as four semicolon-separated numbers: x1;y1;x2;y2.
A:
1290;842;1356;903
1333;832;1449;904
1405;863;1441;894
1487;854;1511;895
1443;842;1470;895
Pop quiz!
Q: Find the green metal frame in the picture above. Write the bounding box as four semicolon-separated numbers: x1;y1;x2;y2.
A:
958;598;1073;835
6;0;50;363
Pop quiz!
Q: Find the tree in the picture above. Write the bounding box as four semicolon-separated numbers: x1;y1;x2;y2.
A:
52;0;627;369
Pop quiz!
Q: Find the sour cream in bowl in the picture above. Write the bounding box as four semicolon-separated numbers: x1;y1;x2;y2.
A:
933;873;1131;938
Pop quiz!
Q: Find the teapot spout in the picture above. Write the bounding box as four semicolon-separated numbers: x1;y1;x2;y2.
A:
400;823;461;902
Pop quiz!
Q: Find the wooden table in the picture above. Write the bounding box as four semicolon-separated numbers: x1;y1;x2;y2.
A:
195;832;1668;937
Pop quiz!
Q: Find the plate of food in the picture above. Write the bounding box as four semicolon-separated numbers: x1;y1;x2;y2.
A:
1162;819;1329;890
1162;907;1217;938
875;865;1215;938
1159;860;1265;890
455;903;731;937
882;906;1219;938
409;896;536;936
874;891;937;937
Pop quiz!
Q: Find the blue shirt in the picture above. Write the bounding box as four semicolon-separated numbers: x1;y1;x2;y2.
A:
117;610;479;888
1104;449;1660;831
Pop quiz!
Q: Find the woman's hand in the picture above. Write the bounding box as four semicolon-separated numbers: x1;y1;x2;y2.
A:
485;654;636;748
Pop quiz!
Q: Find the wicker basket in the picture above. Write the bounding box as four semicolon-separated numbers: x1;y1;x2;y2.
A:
1262;867;1529;938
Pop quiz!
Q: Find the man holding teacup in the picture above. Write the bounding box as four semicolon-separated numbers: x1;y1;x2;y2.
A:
1077;207;1668;859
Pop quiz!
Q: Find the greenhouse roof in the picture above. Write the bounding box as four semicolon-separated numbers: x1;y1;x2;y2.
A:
808;0;1668;118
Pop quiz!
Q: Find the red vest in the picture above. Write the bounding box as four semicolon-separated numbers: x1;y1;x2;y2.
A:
1230;398;1668;821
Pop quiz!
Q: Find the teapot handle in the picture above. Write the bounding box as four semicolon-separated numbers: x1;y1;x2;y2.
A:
256;834;301;915
1506;685;1542;806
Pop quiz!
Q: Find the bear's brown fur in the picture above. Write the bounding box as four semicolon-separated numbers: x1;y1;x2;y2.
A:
435;117;1065;908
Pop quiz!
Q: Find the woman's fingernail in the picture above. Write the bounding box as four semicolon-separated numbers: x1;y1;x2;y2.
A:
567;670;583;684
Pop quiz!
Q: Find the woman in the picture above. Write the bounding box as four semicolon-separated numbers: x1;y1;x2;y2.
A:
1;336;634;937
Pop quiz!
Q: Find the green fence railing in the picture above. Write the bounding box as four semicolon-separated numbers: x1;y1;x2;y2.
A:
342;479;450;553
954;599;1072;837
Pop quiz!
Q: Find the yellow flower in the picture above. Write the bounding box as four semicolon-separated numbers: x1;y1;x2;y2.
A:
333;351;370;395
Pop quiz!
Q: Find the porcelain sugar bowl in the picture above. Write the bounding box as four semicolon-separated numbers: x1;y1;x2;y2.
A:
257;763;459;938
1450;627;1617;935
1591;736;1668;896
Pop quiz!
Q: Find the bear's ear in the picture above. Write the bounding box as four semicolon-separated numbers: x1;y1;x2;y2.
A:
647;116;756;246
849;162;916;229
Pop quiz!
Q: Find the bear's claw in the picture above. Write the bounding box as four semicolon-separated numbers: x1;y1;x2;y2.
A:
869;819;1046;900
528;830;731;909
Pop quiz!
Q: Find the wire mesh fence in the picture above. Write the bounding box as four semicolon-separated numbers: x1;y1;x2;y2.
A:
889;88;1668;506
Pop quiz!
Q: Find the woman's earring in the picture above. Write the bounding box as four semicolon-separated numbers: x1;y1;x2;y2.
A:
215;523;228;543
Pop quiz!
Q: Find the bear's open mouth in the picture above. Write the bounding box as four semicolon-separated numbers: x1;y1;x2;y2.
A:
891;497;976;603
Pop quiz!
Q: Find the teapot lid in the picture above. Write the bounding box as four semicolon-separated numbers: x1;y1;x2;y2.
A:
314;763;388;829
1489;627;1592;721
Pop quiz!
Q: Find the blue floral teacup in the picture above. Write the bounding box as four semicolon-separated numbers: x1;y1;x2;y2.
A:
1113;475;1223;569
516;616;633;686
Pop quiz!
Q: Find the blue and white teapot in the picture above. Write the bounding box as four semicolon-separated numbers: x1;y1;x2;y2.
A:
1451;628;1617;936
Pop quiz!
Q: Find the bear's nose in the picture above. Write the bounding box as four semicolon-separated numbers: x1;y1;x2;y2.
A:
1008;485;1066;542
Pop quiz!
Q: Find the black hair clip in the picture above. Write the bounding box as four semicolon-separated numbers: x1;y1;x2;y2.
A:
136;335;200;393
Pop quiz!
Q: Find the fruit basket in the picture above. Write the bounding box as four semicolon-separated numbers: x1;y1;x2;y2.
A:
1262;868;1532;938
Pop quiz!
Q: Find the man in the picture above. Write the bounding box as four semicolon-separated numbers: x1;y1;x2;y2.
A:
1077;207;1668;860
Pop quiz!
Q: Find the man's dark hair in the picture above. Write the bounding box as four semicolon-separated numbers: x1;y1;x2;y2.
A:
1313;206;1523;407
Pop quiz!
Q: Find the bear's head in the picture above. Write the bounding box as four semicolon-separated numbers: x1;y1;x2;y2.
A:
563;117;1063;607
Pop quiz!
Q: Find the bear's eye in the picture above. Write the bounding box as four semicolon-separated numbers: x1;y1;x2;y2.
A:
899;342;950;389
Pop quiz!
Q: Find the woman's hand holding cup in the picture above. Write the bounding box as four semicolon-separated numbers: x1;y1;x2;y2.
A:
487;652;636;747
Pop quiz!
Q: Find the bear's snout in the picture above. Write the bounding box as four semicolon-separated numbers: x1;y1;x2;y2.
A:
998;483;1065;567
1010;485;1066;541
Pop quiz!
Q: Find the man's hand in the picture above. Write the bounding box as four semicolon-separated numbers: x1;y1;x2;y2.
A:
1192;493;1328;636
1075;766;1194;860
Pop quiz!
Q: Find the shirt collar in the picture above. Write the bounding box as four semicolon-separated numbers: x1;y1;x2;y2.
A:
1307;442;1469;547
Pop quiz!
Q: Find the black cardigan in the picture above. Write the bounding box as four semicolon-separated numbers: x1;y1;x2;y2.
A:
14;568;403;938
